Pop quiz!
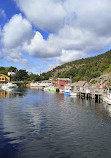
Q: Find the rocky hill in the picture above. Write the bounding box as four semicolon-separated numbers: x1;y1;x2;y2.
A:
46;50;111;85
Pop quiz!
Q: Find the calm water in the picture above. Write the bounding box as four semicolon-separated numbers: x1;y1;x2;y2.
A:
0;88;111;158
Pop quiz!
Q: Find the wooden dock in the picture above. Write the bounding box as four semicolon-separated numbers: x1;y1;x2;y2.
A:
78;90;104;102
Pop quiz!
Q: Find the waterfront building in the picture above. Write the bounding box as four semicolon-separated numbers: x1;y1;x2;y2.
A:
74;81;89;91
30;80;53;88
0;74;10;83
57;78;71;89
8;72;16;77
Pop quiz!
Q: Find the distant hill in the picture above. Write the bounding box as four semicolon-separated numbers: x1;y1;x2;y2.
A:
45;50;111;84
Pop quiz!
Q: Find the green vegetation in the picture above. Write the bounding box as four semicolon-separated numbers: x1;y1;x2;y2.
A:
49;50;111;82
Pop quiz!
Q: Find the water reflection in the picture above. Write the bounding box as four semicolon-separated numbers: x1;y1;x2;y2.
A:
0;90;10;99
0;89;111;158
0;88;27;99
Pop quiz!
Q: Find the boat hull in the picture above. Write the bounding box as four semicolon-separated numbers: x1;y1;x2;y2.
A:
103;96;111;105
70;92;78;96
50;89;56;92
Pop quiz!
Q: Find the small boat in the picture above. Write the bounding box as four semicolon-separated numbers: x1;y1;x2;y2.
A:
44;86;56;92
49;87;56;92
70;91;78;96
64;89;70;95
59;89;64;93
1;82;18;91
103;93;111;105
44;86;50;91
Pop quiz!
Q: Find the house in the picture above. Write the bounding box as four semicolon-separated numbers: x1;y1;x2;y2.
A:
30;80;53;87
8;72;16;77
74;81;89;91
0;74;10;83
28;72;32;76
97;83;107;89
57;78;71;89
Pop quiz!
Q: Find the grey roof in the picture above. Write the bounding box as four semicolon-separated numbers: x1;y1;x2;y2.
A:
74;81;89;87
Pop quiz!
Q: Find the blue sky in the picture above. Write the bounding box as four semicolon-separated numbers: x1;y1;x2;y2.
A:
0;0;111;74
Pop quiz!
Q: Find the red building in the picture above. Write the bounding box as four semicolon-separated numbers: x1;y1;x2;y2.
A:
57;78;71;89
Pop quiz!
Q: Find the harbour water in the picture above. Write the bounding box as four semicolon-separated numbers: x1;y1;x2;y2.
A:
0;88;111;158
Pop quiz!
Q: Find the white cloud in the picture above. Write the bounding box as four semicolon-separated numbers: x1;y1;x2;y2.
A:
14;0;111;34
23;25;111;64
13;0;111;65
2;14;33;48
56;49;85;64
23;31;61;58
0;14;33;64
2;47;27;64
14;0;66;32
1;0;111;67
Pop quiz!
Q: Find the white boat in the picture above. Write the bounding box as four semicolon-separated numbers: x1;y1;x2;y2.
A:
70;92;78;96
44;86;56;92
103;93;111;105
59;89;64;93
44;86;50;91
64;89;70;95
1;83;18;91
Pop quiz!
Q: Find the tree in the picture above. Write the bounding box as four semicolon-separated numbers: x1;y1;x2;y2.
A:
29;74;40;81
14;70;29;81
8;66;17;72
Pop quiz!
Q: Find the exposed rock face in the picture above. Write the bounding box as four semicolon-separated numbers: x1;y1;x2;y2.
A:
90;73;111;86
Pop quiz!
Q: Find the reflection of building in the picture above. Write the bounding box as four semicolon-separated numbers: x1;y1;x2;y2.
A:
0;74;10;83
0;90;9;99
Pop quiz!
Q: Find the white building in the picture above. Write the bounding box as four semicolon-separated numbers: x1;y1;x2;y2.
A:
8;72;16;77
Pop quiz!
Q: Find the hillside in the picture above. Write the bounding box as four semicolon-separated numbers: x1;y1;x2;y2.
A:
46;50;111;84
1;50;111;84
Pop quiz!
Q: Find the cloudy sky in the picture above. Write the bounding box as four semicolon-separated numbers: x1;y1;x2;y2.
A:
0;0;111;74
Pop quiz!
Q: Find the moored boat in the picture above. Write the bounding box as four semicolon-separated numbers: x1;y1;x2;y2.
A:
70;91;78;96
103;93;111;105
49;87;56;92
59;89;64;93
1;82;18;91
64;89;70;95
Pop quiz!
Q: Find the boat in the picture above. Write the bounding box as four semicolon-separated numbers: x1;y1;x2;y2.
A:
44;86;50;91
49;87;56;92
70;91;78;96
59;89;64;93
44;86;56;92
1;82;18;91
64;89;70;95
103;93;111;105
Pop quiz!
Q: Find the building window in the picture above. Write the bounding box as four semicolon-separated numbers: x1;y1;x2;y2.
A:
60;85;64;87
0;78;1;80
2;78;4;80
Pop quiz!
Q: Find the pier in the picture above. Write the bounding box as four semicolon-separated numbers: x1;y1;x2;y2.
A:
78;91;103;102
77;87;106;102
